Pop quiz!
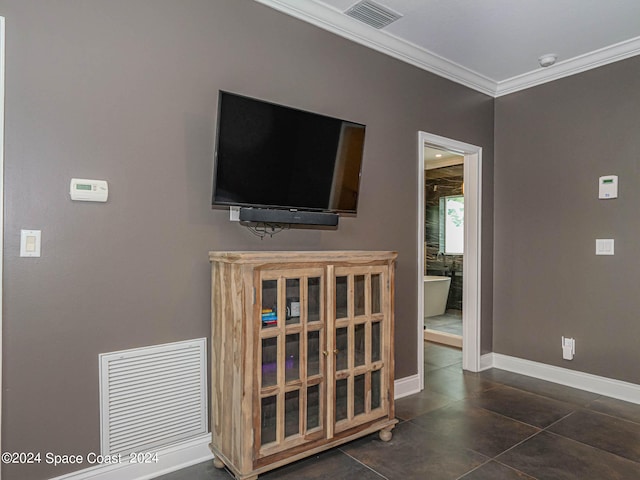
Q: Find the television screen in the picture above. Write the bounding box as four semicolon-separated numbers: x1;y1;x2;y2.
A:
212;91;366;213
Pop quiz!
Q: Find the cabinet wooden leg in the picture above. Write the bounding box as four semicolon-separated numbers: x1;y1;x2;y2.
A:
379;428;393;442
213;456;225;469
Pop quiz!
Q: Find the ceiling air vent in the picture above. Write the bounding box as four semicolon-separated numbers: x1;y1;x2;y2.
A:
345;0;402;29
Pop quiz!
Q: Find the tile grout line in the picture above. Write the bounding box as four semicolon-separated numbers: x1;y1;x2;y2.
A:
541;410;576;431
478;376;599;409
472;407;578;461
467;398;566;431
402;400;546;476
490;410;640;473
490;459;539;479
478;410;576;461
541;428;640;467
487;428;545;462
581;405;640;427
507;389;640;461
338;449;390;480
476;373;640;427
453;458;493;480
545;426;640;465
455;457;537;480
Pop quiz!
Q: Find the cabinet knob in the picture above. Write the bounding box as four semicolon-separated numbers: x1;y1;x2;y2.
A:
322;351;328;356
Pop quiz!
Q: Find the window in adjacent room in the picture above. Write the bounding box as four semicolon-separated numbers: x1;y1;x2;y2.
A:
439;195;464;254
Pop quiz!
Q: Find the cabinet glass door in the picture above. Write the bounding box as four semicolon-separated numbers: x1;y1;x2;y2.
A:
257;268;326;458
331;267;389;434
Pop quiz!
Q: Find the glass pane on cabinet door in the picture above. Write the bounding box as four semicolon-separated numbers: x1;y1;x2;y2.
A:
261;279;278;329
286;278;300;326
354;275;365;316
261;396;277;445
308;277;321;323
285;390;300;438
371;369;381;410
371;273;381;314
307;384;320;430
307;330;320;377
354;374;365;416
262;337;278;388
354;323;365;367
335;276;348;319
371;321;381;363
335;378;348;422
335;328;348;371
285;334;300;383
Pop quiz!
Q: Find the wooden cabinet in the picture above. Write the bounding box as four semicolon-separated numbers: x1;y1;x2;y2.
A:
209;251;397;480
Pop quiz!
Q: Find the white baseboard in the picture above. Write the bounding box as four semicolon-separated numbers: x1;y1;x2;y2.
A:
394;373;421;399
48;434;213;480
479;353;493;371
488;353;640;405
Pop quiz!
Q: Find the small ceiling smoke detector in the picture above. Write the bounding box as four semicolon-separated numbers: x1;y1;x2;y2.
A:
538;54;558;68
345;0;403;29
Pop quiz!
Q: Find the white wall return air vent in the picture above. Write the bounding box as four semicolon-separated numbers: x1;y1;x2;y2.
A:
100;338;207;456
345;0;403;29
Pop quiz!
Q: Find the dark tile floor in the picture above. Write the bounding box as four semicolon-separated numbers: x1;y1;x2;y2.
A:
157;342;640;480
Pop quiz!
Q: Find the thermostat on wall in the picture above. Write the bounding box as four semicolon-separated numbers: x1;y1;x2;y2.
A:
598;175;618;199
70;178;108;202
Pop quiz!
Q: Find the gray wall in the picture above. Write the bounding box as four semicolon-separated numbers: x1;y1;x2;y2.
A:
494;56;640;384
2;1;494;478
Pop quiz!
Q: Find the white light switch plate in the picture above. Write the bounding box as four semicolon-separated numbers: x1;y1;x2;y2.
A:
20;229;41;257
596;239;614;255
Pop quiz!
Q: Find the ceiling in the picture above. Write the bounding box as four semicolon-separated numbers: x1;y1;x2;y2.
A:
255;0;640;97
424;146;463;170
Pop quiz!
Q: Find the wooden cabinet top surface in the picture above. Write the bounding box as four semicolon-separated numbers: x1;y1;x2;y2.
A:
209;250;398;264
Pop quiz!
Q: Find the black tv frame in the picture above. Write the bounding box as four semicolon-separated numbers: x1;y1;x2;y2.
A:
212;91;366;224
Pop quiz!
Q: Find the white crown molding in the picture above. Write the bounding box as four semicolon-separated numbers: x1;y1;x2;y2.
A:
253;0;497;97
255;0;640;98
496;35;640;96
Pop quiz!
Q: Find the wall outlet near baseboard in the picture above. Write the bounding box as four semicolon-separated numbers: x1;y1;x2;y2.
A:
562;336;575;360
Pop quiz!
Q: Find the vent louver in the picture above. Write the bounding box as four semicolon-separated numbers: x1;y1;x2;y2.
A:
345;0;402;29
100;338;207;456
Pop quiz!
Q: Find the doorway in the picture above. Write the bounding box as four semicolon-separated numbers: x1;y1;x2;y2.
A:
417;132;481;391
423;146;464;348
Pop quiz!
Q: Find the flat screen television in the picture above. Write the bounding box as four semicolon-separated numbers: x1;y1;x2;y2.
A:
212;91;366;219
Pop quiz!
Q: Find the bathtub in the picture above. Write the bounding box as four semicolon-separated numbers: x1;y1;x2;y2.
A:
423;275;451;317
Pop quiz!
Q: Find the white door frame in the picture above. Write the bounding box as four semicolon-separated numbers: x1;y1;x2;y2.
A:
417;131;482;387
